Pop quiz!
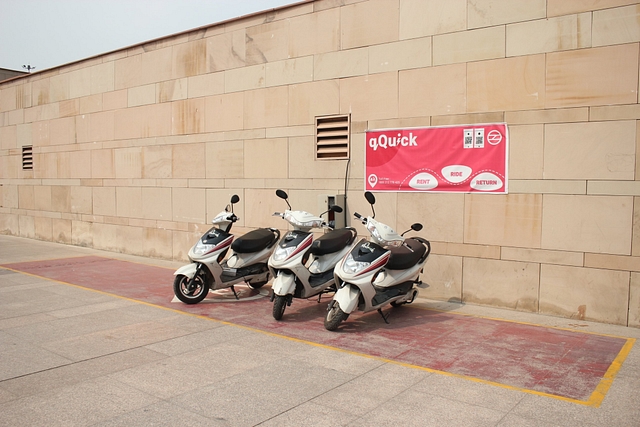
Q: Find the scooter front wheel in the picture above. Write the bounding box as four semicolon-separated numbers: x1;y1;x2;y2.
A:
324;301;348;331
272;295;288;320
173;274;208;304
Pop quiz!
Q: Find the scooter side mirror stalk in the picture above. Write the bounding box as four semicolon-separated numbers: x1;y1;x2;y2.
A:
276;189;291;210
401;222;423;236
364;191;376;218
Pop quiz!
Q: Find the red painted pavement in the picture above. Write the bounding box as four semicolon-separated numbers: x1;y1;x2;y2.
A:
2;256;632;404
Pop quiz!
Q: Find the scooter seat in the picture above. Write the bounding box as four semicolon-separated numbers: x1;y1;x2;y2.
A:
231;228;277;253
386;238;426;270
309;228;356;255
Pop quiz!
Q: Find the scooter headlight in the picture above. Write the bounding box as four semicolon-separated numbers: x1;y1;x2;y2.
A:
342;253;370;274
272;245;296;262
193;239;216;256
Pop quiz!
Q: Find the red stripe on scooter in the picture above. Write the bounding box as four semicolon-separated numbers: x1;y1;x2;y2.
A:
206;236;234;255
355;253;390;277
287;235;312;260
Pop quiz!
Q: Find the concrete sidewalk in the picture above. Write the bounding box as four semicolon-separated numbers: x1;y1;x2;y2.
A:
0;234;639;426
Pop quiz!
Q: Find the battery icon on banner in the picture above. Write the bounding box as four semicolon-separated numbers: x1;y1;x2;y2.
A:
474;129;485;148
463;129;473;149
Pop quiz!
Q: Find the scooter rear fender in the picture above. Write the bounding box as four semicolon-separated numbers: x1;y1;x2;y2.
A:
174;263;197;279
334;284;360;314
272;272;296;296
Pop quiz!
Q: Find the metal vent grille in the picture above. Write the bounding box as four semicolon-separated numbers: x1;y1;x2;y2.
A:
22;146;33;170
316;114;350;160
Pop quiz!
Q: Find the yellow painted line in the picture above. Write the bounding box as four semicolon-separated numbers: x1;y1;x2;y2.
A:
1;264;635;407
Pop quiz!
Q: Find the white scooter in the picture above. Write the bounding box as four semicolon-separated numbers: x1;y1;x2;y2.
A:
324;191;431;331
173;194;280;304
269;189;357;320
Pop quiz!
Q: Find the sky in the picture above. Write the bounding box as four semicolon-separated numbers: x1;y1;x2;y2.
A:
1;0;297;72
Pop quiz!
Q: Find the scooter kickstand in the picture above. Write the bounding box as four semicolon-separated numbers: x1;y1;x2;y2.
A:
230;285;239;300
378;308;390;324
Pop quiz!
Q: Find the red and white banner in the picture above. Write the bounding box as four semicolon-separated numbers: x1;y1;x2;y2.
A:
365;124;508;193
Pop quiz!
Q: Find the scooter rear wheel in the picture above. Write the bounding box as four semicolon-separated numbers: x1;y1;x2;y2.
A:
324;301;347;331
272;295;287;320
173;273;208;304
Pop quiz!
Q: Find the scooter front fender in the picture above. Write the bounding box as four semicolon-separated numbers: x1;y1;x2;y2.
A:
174;263;197;279
334;284;360;314
272;272;296;296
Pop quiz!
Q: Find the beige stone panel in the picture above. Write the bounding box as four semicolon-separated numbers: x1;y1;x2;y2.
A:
546;44;639;108
509;180;587;195
18;185;35;210
69;150;92;179
205;140;244;179
540;264;629;325
17;82;32;110
93;187;116;217
467;54;546;113
86;110;115;143
116;226;143;256
155;79;190;103
206;29;245;72
116;187;143;218
631;272;640;326
399;64;466;118
589;181;640;196
187;72;224;98
369;37;432;74
16;123;32;148
225;63;265;93
0;213;19;234
33;216;52;241
71;220;92;247
91;149;115;179
128;84;156;107
244;138;288;179
288;135;349;179
143;227;173;259
0;86;16;112
172;143;205;179
468;0;545;28
103;89;127;111
399;0;466;39
59;99;79;118
90;62;114;94
266;125;314;139
52;218;71;243
420;254;462;302
508;124;543;180
313;48;368;81
591;104;640;121
341;0;399;49
544;121;635;180
92;222;118;252
507;13;591;57
244;188;286;229
463;257;539;311
172;229;196;261
173;39;207;78
288;7;340;57
172;187;206;224
434;26;505;66
593;5;640;46
464;193;542;248
634;197;640;256
204;92;244;132
397;192;464;243
141;187;172;221
288;80;339;126
70;186;92;214
505;107;589;125
51;186;71;213
246;19;289;65
171;98;205;135
114;47;173;89
265;57;314;88
502;247;584;267
31;78;50;106
79;94;102;114
48;117;76;145
68;67;91;99
243;86;288;129
2;185;17;209
0;125;17;149
548;0;639;17
340;72;398;121
25;103;59;123
19;215;35;239
49;73;70;102
142;145;171;179
33;186;52;211
369;117;431;130
114;103;172;139
114;147;142;179
542;194;633;255
585;253;640;272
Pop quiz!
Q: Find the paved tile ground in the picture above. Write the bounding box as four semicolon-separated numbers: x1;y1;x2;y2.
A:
0;235;639;426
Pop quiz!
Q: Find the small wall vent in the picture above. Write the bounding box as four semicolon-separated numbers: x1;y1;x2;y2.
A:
22;146;33;170
316;114;350;160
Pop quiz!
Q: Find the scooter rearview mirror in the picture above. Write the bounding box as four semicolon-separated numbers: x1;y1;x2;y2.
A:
230;194;240;204
411;223;423;232
364;191;376;205
330;205;343;213
276;189;288;200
